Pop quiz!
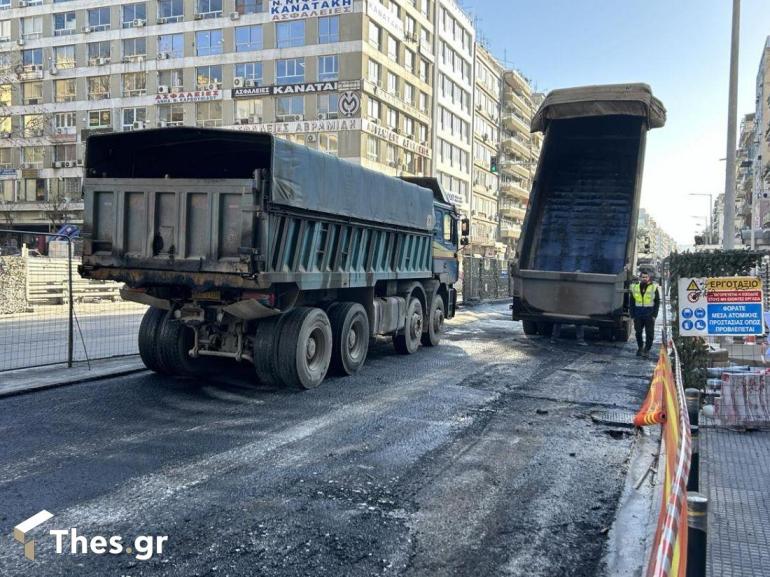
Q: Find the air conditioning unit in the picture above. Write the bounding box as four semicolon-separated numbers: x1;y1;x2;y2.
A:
1;132;10;139
230;11;240;20
55;127;64;134
96;57;108;66
317;113;328;120
33;129;44;137
394;128;401;134
133;121;145;130
53;161;64;168
21;163;32;169
16;39;24;46
233;76;244;88
249;116;262;124
136;56;145;64
369;118;379;125
157;121;168;127
133;19;146;28
244;79;256;87
82;26;92;34
75;159;84;166
122;56;130;63
64;160;75;168
286;114;302;122
238;117;250;125
157;17;167;25
206;83;217;91
19;0;28;6
194;13;204;20
49;66;58;76
306;134;317;143
157;52;170;60
157;85;169;94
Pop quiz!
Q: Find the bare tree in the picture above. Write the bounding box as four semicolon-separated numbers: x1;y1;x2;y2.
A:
43;189;74;232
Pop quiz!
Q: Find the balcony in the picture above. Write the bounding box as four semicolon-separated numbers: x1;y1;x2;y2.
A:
501;134;530;157
503;112;530;134
504;88;532;114
499;159;531;180
499;180;530;201
501;222;521;239
500;204;527;220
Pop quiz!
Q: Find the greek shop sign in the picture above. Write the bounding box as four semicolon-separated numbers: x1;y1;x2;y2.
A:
270;0;354;20
678;276;764;336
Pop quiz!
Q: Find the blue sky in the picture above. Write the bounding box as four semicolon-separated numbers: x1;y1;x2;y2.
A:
462;0;770;245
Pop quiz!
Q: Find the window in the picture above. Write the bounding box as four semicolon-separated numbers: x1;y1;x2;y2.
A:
87;76;110;100
87;7;111;31
20;16;42;40
276;21;304;48
387;72;398;95
0;84;10;108
195;65;222;87
234;62;262;83
196;0;222;18
404;116;414;137
405;15;415;36
0;20;8;43
235;0;264;15
387;35;398;61
404;82;414;105
276;58;304;85
319;133;338;155
235;98;263;123
404;49;415;73
22;49;43;68
53;12;76;36
123;38;147;59
196;101;222;127
22;114;44;137
368;22;380;50
419;92;428;112
158;33;184;58
419;58;429;82
235;25;262;52
196;30;223;56
367;60;381;85
88;110;112;128
158;69;184;90
123;72;146;96
122;3;146;27
122;107;146;130
158;104;184;126
22;146;44;169
158;0;184;23
1;180;14;203
54;45;76;69
87;41;111;64
317;94;339;118
367;136;379;161
318;16;339;43
387;107;398;129
54;144;76;162
22;82;42;105
55;112;77;130
49;177;81;201
387;143;397;166
19;177;46;202
276;95;304;120
318;55;338;81
54;79;76;103
367;98;380;120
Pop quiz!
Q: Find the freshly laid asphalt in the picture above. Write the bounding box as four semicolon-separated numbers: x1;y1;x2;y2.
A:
0;303;654;577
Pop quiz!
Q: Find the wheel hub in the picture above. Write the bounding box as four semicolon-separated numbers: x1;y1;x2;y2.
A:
347;328;358;350
411;313;423;338
306;336;317;361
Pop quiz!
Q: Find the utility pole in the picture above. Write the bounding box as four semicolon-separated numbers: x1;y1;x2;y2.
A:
723;0;740;249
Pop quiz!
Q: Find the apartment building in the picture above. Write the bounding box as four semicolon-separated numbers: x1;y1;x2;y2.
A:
0;0;437;230
754;36;770;228
637;208;675;262
469;42;501;257
430;0;473;214
498;68;540;253
736;113;755;236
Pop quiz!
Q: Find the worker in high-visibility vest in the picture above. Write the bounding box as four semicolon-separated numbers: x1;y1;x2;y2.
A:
630;270;660;358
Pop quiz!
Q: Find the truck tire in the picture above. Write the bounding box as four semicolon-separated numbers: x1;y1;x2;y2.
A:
138;307;168;374
537;321;553;337
614;321;632;342
253;314;286;387
522;320;539;336
157;314;204;377
421;295;445;347
394;296;423;355
599;326;613;342
277;307;332;389
328;302;370;375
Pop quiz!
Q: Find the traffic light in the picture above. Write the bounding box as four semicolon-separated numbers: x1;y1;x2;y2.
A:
490;156;498;174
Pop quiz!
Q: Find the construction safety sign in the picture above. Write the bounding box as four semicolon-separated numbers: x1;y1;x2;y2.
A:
678;277;764;337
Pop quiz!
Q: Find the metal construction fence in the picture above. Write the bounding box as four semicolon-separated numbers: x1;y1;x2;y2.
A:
461;256;511;303
0;229;146;373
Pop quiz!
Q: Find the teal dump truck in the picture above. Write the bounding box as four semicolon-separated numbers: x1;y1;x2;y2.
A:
80;128;460;389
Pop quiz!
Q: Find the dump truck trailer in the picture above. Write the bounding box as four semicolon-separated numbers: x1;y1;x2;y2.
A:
511;84;665;340
80;128;459;389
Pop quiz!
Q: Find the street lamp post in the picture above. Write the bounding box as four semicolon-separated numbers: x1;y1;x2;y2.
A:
722;0;741;249
689;193;714;245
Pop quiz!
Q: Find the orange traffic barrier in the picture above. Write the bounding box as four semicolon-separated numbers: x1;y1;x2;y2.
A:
634;345;692;577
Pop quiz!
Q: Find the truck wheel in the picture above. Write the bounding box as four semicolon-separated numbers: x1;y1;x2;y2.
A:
394;296;423;354
157;314;204;377
138;307;168;374
537;322;553;337
614;322;632;342
599;326;613;342
522;320;539;336
421;295;445;347
277;308;332;389
328;302;370;375
253;314;286;386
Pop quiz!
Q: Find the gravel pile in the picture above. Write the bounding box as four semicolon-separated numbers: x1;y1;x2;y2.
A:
0;256;29;314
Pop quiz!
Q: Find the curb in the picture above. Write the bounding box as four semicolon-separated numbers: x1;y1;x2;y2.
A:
0;364;149;399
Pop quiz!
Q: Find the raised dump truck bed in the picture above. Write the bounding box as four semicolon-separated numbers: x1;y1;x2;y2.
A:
511;84;665;340
81;128;459;389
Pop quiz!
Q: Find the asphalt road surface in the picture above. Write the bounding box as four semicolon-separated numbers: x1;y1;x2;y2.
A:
0;304;653;577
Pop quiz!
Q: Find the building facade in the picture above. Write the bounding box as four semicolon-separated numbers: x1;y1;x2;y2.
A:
498;69;540;254
468;42;501;256
736;113;755;237
637;208;676;263
754;37;770;228
0;0;438;230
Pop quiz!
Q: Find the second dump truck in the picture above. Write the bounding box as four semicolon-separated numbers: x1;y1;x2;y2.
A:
80;128;460;389
511;83;666;340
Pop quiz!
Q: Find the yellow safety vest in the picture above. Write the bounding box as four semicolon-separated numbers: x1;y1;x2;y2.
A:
631;282;657;308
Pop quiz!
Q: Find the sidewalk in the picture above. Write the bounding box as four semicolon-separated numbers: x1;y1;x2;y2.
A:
0;356;146;398
701;426;770;576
